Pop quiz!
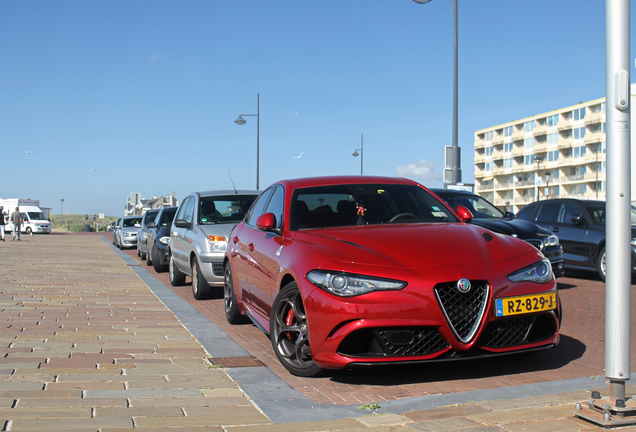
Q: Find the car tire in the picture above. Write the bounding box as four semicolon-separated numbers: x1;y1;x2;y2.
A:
145;243;152;266
597;247;606;282
169;254;186;287
270;282;324;377
224;263;250;324
152;246;164;273
26;227;32;235
117;236;122;249
137;245;141;257
191;259;211;300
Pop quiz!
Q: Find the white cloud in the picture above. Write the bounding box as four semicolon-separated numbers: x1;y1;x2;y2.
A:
149;51;168;62
395;159;441;182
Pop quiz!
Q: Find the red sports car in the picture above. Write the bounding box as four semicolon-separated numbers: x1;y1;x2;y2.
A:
224;176;561;377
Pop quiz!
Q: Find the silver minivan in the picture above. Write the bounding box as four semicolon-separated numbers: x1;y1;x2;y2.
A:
169;190;259;300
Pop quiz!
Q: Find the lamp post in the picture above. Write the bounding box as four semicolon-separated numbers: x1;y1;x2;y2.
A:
234;93;260;190
352;133;364;175
545;172;551;199
60;199;65;228
535;157;543;202
413;0;460;184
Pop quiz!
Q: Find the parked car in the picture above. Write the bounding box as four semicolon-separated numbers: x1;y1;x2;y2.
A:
145;206;178;272
516;198;636;281
137;209;160;260
114;216;142;249
169;190;260;300
431;189;564;278
112;218;121;246
224;176;561;377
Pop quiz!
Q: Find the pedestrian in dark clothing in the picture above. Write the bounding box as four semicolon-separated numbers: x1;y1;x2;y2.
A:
10;207;22;241
0;206;5;241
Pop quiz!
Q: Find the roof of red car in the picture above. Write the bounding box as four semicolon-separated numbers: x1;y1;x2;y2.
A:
276;175;423;189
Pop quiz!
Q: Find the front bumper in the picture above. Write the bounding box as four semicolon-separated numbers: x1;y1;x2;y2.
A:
198;252;225;286
542;245;564;278
302;276;560;371
121;235;138;247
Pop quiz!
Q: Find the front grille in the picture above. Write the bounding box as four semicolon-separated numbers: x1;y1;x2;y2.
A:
338;327;449;357
434;280;489;343
525;239;543;250
480;314;557;348
212;263;224;276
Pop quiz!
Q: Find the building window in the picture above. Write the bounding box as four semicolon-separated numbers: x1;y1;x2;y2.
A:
485;161;494;171
525;154;535;166
573;127;586;140
573;146;587;158
573;107;586;121
504;142;513;153
524;137;535;149
504;126;514;137
547;132;559;146
546;114;559;127
485;146;493;156
504;158;513;169
524;120;535;133
485;131;494;141
548;150;560;162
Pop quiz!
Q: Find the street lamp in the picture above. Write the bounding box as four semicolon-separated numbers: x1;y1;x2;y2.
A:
535;157;544;201
60;199;65;228
545;172;551;199
234;93;260;190
352;133;364;175
413;0;460;184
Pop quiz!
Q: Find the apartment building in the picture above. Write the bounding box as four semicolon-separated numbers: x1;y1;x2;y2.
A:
474;95;612;213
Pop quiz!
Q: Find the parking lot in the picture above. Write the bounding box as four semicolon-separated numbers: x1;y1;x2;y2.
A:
109;231;636;406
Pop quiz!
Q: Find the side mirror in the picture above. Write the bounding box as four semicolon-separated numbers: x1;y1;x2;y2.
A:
174;219;190;228
455;205;473;223
504;211;515;220
570;215;584;225
147;222;155;228
134;223;141;228
255;213;277;231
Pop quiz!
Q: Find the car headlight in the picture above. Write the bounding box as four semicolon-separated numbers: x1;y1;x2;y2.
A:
159;236;170;245
544;235;559;247
306;270;407;297
507;258;553;284
207;236;227;252
124;232;133;237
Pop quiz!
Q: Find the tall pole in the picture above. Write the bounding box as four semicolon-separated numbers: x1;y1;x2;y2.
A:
60;199;64;228
256;93;260;191
360;134;364;175
451;0;460;184
604;0;631;404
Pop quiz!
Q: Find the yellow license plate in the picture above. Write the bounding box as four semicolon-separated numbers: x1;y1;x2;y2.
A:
495;292;556;317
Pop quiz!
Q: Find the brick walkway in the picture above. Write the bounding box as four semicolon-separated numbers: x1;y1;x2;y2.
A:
0;232;633;431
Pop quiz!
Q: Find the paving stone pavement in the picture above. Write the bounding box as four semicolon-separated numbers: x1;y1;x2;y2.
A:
0;232;633;431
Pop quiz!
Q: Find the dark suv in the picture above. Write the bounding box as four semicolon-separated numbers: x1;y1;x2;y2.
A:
432;189;564;278
145;206;178;272
137;209;160;261
516;199;636;281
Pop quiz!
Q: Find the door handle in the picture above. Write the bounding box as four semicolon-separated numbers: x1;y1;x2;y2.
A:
248;243;255;252
552;227;559;232
233;236;239;244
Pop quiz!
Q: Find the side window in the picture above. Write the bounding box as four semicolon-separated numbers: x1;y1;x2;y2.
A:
245;188;274;226
536;202;560;223
175;197;191;222
558;203;582;224
265;186;285;229
184;198;195;224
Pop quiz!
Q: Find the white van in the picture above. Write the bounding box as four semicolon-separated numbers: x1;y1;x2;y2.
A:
1;199;52;234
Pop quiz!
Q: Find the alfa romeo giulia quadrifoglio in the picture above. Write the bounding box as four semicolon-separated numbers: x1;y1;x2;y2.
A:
224;176;561;377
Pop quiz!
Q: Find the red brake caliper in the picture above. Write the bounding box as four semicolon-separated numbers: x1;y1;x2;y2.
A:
285;309;295;341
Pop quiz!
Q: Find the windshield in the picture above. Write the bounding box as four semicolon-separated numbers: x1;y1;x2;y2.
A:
27;212;46;220
438;194;504;219
582;202;636;226
123;217;142;227
158;209;177;227
291;183;458;230
198;195;257;225
143;210;159;224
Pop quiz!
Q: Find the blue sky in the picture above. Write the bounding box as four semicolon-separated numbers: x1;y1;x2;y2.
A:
0;0;626;216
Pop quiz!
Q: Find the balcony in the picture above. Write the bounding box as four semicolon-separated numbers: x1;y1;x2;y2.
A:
474;153;487;163
583;131;603;144
516;179;535;187
474;138;485;149
557;120;572;131
511;130;524;140
515;196;535;204
533;125;548;136
492;135;504;145
584;112;604;125
584;151;605;163
558;137;573;149
533;142;547;153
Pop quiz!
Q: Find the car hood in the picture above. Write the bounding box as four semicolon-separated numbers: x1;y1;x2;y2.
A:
294;223;534;269
200;223;237;239
470;218;551;239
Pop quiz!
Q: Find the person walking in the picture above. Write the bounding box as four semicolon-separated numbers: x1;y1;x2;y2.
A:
10;207;22;241
0;206;5;241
